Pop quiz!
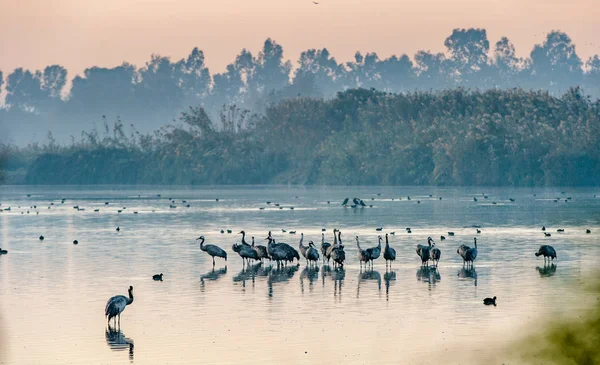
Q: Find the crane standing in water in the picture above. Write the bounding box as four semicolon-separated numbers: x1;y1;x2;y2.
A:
197;236;227;266
105;286;134;326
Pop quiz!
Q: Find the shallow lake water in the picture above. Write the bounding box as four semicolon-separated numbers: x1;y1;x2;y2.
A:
0;185;599;364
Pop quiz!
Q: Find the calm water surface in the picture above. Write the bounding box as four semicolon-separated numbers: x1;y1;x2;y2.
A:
1;185;599;364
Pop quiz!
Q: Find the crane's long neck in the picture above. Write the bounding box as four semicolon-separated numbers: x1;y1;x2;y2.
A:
356;238;361;250
338;232;342;246
241;232;247;245
385;235;389;249
300;233;304;247
252;237;255;247
199;238;206;251
127;289;134;305
322;234;325;244
333;231;338;246
378;237;382;249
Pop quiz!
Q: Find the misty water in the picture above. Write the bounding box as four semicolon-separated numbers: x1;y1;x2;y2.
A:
1;185;599;364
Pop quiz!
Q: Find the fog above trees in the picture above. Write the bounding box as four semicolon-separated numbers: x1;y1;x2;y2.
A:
1;28;599;144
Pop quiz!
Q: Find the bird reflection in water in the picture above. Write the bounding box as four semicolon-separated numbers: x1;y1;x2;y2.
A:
267;264;300;297
457;267;477;286
200;266;228;291
300;266;320;294
105;324;134;362
417;266;442;288
357;269;382;298
233;262;262;290
536;263;557;277
384;271;396;301
321;265;345;300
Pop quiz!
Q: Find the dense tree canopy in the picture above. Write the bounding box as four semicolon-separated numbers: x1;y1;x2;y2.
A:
2;87;599;187
0;28;599;145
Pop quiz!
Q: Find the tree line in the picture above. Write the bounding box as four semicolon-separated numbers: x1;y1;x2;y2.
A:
2;87;599;186
1;28;600;144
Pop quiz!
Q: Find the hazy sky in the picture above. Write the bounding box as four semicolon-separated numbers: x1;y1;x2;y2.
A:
1;0;599;78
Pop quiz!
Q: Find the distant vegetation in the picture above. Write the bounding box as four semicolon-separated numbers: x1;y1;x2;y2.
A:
2;87;599;186
1;28;600;144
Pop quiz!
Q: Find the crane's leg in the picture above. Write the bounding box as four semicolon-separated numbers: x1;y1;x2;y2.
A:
212;257;215;266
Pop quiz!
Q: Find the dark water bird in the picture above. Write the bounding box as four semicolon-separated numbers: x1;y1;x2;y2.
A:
417;237;433;266
586;229;591;234
440;235;446;240
105;324;134;360
331;230;346;267
476;229;481;234
220;229;225;234
233;243;259;265
535;245;557;263
105;202;109;205
73;240;78;244
556;229;564;232
306;242;320;266
321;233;332;264
342;198;349;206
289;231;296;234
356;236;371;269
473;197;478;202
153;273;163;281
227;229;232;234
376;227;383;231
281;229;287;233
324;229;338;261
251;237;270;262
275;203;280;207
239;231;251;247
406;229;412;234
266;201;271;204
407;196;411;200
298;233;309;263
133;211;138;214
259;207;265;210
322;228;326;232
483;296;497;306
457;239;471;265
116;227;120;232
215;198;219;202
39;235;44;240
267;234;299;265
197;236;227;266
390;231;395;235
118;210;123;213
430;241;441;267
365;236;382;266
0;249;7;254
359;199;366;207
464;238;478;267
509;198;515;202
383;233;396;268
266;237;288;267
448;232;455;236
105;286;134;325
94;209;100;212
544;232;552;237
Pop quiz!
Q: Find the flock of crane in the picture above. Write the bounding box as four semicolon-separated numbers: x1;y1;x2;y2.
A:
105;228;560;325
196;229;558;269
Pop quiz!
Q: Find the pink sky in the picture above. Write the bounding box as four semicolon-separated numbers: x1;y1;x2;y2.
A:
1;0;599;78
